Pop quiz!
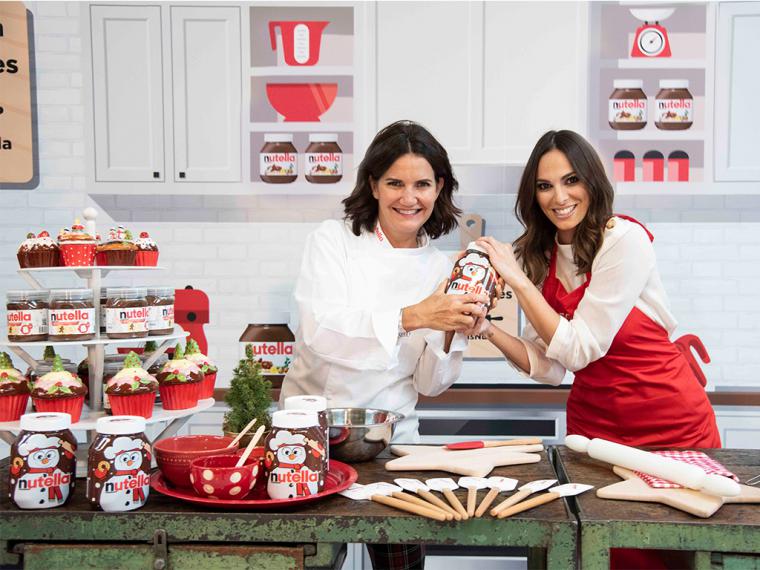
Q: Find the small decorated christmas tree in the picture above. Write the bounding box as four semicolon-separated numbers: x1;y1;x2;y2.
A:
223;344;273;433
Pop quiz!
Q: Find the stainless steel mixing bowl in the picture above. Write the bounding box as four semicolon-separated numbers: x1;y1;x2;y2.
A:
326;407;404;463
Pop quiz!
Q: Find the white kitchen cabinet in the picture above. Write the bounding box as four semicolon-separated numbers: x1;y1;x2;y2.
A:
714;2;760;182
374;1;587;165
170;6;241;182
90;5;165;182
89;4;241;184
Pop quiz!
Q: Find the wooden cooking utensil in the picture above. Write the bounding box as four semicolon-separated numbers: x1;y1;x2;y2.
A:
341;483;447;521
227;418;257;448
475;476;519;517
235;424;265;468
391;491;453;520
496;483;593;519
458;477;489;517
491;479;557;516
394;478;461;520
445;438;543;451
426;478;468;519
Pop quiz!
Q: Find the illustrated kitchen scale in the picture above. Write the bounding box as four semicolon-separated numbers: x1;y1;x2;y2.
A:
630;8;675;58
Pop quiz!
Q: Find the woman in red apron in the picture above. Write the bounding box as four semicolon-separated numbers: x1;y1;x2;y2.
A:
476;130;720;569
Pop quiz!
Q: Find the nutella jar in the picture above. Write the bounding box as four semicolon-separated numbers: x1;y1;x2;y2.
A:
655;80;693;130
305;134;343;183
446;242;498;311
87;416;151;512
260;134;297;183
9;412;77;509
264;409;327;499
99;289;107;334
146;287;175;336
105;287;149;339
7;290;49;342
239;322;295;386
609;80;647;130
48;289;96;341
283;394;329;488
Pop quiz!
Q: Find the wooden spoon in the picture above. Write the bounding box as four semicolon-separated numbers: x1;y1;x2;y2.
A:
236;425;266;468
227;418;257;448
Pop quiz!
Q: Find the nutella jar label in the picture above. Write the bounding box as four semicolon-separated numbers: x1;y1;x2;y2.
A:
88;434;151;512
656;99;693;123
608;99;647;124
148;305;174;331
305;152;342;177
10;431;77;510
49;308;96;337
446;246;498;310
260;153;297;178
240;341;294;375
7;309;47;338
264;426;327;500
106;306;148;334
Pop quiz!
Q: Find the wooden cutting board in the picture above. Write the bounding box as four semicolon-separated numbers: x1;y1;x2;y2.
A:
597;466;760;518
390;444;545;456
385;446;541;477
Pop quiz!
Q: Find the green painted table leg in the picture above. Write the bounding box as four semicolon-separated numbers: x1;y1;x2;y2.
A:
580;523;611;570
694;551;712;570
547;522;577;569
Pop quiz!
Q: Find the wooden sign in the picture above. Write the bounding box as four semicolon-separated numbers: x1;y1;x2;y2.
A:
0;2;36;186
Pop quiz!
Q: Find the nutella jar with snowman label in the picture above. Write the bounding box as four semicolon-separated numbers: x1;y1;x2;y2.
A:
283;395;329;488
9;412;77;509
87;416;151;512
446;241;498;311
264;409;327;499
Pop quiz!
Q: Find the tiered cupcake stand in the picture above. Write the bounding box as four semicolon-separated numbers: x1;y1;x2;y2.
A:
0;209;213;475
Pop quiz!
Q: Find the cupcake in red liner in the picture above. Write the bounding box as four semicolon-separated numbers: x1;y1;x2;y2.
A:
17;231;61;268
184;338;218;399
58;220;97;267
31;355;87;423
97;225;138;266
0;353;31;421
106;351;158;418
135;231;159;266
156;344;203;410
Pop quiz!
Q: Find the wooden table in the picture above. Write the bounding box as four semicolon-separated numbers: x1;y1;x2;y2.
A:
553;446;760;570
0;450;577;569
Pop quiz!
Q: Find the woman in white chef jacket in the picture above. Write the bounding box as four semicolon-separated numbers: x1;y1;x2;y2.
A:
281;120;488;443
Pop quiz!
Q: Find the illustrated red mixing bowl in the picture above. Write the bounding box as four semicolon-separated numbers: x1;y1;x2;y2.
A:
266;83;338;122
154;435;238;489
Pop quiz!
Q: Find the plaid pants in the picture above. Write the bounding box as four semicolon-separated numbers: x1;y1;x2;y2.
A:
366;544;425;570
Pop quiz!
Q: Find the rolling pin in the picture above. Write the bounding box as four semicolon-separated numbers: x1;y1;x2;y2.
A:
565;435;740;497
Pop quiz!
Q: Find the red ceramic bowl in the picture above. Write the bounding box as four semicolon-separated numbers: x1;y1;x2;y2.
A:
154;435;238;489
190;448;263;500
265;83;337;122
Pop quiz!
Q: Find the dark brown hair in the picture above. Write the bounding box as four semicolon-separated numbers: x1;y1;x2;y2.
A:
342;120;461;240
513;130;614;285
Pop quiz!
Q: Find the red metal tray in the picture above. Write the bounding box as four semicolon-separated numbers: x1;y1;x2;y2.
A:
151;460;357;510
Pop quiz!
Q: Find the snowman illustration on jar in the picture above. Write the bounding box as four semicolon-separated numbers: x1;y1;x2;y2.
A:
87;416;151;512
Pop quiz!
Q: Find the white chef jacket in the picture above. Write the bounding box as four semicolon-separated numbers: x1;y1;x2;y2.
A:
280;219;468;442
512;216;678;385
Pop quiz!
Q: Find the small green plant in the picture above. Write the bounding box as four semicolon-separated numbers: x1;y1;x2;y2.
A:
223;344;273;433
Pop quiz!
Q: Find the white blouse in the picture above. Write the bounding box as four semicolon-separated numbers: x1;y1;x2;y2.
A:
513;217;677;385
281;219;467;442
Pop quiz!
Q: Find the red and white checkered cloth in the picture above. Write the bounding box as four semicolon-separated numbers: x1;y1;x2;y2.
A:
633;450;739;488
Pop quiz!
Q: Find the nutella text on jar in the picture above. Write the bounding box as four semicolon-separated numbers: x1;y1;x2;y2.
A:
146;287;175;336
609;80;647;130
239;323;295;376
305;134;343;183
655;80;693;130
48;289;96;341
105;287;149;339
260;134;298;183
7;290;49;342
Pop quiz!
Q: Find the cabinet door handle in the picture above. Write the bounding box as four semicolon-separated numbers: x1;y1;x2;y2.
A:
153;171;160;179
179;171;186;179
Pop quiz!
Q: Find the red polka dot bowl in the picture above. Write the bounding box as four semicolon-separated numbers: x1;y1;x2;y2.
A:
190;448;263;500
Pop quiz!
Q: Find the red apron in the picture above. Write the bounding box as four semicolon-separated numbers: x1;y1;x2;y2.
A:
542;217;721;449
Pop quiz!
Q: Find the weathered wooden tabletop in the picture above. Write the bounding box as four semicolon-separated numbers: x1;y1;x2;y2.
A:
554;446;760;569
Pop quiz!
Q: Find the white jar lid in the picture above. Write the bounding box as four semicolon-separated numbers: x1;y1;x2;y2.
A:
465;241;487;254
613;79;644;90
7;290;49;302
20;412;71;432
659;79;689;89
96;415;146;435
284;395;327;412
106;287;148;299
49;288;93;301
264;133;293;143
308;133;339;143
272;409;318;429
147;287;174;297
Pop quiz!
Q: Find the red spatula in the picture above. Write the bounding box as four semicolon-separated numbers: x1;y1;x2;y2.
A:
445;438;543;451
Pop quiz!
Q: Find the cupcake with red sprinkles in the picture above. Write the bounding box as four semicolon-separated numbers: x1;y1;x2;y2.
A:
106;351;159;418
156;344;203;410
31;355;87;422
184;339;218;399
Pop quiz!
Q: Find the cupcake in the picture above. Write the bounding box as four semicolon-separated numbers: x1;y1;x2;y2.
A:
31;355;88;422
17;231;60;268
0;353;31;421
135;231;159;266
97;225;138;266
156;344;203;410
106;351;158;418
58;220;97;266
184;339;218;399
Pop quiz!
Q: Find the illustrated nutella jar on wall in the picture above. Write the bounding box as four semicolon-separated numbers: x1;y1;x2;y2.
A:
655;80;693;130
260;134;298;183
239;322;295;386
105;287;149;339
7;290;49;342
48;289;96;341
609;80;647;130
305;134;343;183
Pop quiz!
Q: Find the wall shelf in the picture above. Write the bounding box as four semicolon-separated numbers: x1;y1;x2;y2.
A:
599;58;706;70
250;122;354;132
596;130;705;141
251;65;353;77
